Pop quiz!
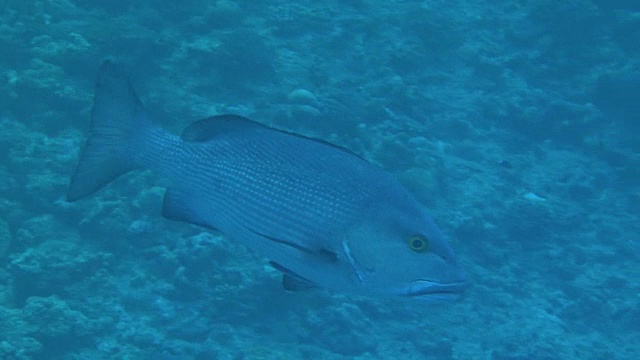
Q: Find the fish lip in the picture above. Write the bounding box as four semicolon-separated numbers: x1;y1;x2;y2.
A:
401;280;468;301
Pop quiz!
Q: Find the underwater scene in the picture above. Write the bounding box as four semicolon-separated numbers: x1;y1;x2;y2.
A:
0;0;638;359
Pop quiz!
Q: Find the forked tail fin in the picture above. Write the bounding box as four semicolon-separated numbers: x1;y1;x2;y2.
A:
67;60;150;201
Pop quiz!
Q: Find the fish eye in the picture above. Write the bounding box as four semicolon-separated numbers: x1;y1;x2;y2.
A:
408;234;429;253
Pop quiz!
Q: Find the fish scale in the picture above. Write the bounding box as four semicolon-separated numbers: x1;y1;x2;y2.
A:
197;141;356;240
141;134;358;247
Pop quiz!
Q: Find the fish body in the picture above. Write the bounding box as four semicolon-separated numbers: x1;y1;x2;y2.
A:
69;61;467;301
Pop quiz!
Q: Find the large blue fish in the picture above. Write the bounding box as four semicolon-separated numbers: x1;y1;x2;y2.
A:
68;61;467;301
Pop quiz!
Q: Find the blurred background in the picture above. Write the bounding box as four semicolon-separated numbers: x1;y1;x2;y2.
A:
0;1;637;359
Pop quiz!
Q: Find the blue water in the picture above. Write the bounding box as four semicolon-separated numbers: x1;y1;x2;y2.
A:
1;1;638;359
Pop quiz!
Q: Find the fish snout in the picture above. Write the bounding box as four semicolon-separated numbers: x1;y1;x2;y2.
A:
402;278;468;302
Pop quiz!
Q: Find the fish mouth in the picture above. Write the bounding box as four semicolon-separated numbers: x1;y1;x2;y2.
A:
401;280;468;302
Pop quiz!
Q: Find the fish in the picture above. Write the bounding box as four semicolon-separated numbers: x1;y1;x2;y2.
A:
68;61;467;301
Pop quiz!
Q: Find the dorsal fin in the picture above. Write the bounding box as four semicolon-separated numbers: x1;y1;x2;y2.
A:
180;114;267;141
181;114;368;161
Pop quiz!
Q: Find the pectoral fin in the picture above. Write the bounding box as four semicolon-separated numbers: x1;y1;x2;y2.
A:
250;229;337;263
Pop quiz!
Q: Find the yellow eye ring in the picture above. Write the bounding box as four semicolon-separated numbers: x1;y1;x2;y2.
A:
408;234;429;253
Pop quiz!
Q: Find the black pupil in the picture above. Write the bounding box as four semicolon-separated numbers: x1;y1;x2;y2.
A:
412;239;423;249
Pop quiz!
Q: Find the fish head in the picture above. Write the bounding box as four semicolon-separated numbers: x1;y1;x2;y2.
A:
339;200;467;302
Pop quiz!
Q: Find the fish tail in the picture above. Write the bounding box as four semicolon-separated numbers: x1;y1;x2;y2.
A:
67;60;152;201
